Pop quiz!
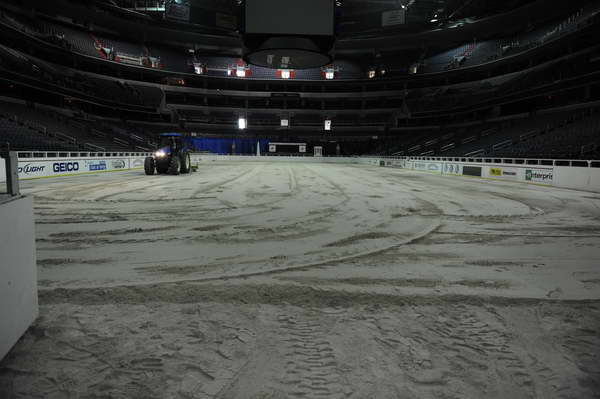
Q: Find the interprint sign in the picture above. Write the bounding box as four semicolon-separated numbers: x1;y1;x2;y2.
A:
525;168;553;184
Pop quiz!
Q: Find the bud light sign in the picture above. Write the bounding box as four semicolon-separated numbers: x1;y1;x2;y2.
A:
53;162;80;173
18;163;46;175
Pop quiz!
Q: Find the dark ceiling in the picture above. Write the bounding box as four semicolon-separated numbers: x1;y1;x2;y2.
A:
108;0;540;34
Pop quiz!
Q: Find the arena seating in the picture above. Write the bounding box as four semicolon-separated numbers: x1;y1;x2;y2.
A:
375;107;600;159
0;99;155;151
489;109;600;159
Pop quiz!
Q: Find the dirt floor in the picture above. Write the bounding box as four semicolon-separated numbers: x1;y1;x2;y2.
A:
1;162;599;398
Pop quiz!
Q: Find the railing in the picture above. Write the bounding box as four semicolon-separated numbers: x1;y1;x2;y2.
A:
17;151;151;158
377;155;600;168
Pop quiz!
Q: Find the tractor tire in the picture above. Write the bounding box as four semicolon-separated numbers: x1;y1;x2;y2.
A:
180;152;191;174
144;157;155;175
156;160;169;174
167;155;180;175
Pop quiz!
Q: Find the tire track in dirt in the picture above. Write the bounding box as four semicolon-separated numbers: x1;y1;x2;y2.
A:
191;164;265;198
277;312;344;398
430;304;537;397
29;175;150;201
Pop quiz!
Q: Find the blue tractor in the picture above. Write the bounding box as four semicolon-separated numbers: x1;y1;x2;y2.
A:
144;133;192;175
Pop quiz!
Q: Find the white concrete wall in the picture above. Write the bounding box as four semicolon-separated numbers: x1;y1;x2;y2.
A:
554;166;600;193
17;156;147;180
13;153;600;193
0;158;5;185
0;195;38;360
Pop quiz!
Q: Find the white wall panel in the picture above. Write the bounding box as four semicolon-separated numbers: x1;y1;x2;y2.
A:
0;196;38;360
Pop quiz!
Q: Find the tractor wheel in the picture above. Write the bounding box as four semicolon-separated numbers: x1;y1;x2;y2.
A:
144;157;155;175
167;155;180;175
180;153;191;174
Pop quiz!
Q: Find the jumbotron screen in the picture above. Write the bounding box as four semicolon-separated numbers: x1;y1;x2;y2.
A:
245;0;335;36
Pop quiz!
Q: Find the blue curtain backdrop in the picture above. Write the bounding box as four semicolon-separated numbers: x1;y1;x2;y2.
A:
189;138;269;154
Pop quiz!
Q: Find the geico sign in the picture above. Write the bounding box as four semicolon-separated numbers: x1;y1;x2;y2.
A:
18;164;46;175
53;162;80;173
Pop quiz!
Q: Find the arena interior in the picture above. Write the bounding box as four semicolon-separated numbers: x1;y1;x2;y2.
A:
1;1;600;398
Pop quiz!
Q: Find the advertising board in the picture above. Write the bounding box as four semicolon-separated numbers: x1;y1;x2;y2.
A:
525;168;554;185
130;158;145;169
463;166;482;177
389;160;405;168
17;157;144;180
489;167;519;180
413;162;442;174
443;163;463;175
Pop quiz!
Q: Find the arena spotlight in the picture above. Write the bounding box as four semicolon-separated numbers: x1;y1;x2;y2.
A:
324;119;332;131
238;117;247;130
281;118;289;127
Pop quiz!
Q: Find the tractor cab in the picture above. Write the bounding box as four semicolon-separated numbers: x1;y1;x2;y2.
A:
158;133;183;154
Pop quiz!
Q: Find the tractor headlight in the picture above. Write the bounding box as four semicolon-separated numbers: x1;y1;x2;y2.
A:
155;150;166;158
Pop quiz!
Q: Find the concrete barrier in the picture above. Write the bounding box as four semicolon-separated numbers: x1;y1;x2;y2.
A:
381;157;599;193
0;157;5;186
0;195;38;360
10;153;600;193
16;156;147;180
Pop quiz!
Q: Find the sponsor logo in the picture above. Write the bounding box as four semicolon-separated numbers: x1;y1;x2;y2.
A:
490;168;502;176
526;169;553;183
427;163;440;171
444;164;462;175
463;166;482;177
132;159;144;168
86;161;107;171
414;162;427;170
18;164;45;175
53;162;79;173
111;160;126;169
503;171;517;176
